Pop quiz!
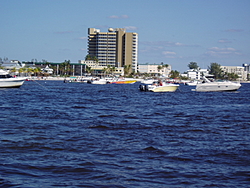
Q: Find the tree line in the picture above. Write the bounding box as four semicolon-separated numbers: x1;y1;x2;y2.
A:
187;62;239;80
1;56;239;80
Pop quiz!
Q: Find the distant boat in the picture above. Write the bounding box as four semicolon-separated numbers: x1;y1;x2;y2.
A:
108;78;137;84
141;79;158;85
186;80;201;86
193;77;241;92
90;78;109;84
139;81;179;92
0;69;26;88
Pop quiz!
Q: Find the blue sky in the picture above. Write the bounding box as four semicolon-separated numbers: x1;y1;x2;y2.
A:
1;0;249;72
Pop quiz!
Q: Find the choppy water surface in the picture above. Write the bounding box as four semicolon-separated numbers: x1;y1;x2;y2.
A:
0;81;249;187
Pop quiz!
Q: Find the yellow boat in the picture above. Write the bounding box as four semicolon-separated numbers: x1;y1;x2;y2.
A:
139;83;179;92
109;79;137;84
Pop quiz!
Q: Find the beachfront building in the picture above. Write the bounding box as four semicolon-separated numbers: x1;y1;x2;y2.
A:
87;28;138;73
138;64;172;77
1;60;25;70
221;65;247;81
242;64;250;80
184;69;210;80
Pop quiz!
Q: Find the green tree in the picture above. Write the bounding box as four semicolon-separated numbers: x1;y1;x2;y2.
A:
9;67;17;75
223;72;239;81
188;62;199;70
110;66;116;75
124;64;131;76
18;67;27;76
163;64;169;68
85;55;98;62
85;66;93;74
208;62;222;79
26;67;34;76
33;67;41;76
157;65;163;72
59;60;71;76
169;70;180;79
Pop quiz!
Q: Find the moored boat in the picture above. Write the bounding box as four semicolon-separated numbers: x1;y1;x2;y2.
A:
139;81;179;92
193;77;241;92
109;78;137;84
186;80;201;86
0;69;26;88
141;79;158;85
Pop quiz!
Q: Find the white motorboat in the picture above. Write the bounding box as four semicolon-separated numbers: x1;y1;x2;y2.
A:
87;77;114;84
139;81;179;92
90;78;108;84
141;79;158;85
186;80;201;86
0;69;26;88
193;77;241;92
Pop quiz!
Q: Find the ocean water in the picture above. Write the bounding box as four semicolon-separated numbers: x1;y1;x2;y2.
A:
0;81;249;188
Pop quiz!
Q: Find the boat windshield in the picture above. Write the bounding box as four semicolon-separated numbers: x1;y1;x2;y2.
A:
0;74;12;78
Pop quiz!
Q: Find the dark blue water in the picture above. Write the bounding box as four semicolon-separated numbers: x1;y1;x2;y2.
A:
0;81;249;188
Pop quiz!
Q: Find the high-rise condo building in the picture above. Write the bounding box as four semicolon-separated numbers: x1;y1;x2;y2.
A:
88;28;138;73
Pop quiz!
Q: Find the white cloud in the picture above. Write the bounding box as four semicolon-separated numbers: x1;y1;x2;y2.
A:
140;41;196;47
224;29;244;33
218;39;231;43
206;47;241;56
79;37;87;40
162;51;176;55
124;26;138;30
162;51;176;58
54;31;73;34
108;15;129;19
121;15;129;19
109;15;119;19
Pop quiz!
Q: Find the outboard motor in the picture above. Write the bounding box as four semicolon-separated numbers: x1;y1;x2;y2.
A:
139;85;145;91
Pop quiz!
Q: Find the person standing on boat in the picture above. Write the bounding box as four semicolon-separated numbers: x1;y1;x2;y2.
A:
159;80;163;86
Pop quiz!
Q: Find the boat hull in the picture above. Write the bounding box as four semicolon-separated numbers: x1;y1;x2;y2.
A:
0;78;25;88
195;82;241;92
91;80;107;84
110;80;136;84
140;84;179;92
149;85;179;92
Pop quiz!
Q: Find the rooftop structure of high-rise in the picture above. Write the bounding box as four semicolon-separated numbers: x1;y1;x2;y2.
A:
88;28;138;73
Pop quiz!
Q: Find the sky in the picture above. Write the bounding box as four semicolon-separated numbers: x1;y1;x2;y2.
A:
1;0;249;72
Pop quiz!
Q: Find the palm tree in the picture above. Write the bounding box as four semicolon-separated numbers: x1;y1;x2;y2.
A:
26;67;34;77
33;67;41;76
157;65;163;72
59;60;71;76
110;66;116;76
18;67;27;76
208;62;222;79
9;67;17;76
163;64;169;68
85;55;98;62
169;70;180;79
85;66;93;74
124;64;131;76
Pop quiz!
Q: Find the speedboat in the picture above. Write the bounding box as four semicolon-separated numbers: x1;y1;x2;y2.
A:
108;78;137;84
89;78;108;84
186;80;201;86
193;77;241;92
141;79;158;85
0;69;26;88
139;81;179;92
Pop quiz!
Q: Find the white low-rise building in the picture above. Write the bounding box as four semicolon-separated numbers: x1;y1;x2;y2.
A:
1;60;25;70
138;64;171;77
221;66;247;81
184;69;210;80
